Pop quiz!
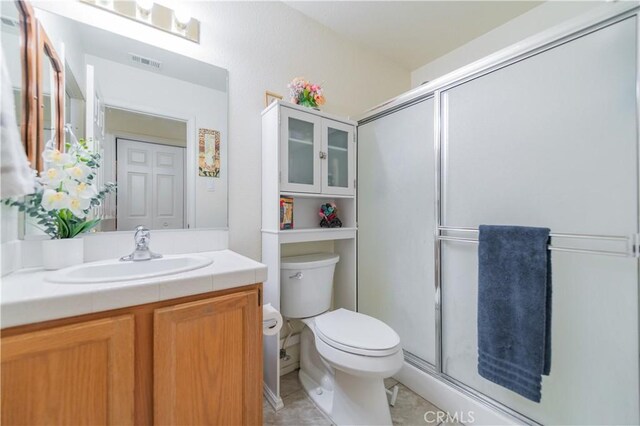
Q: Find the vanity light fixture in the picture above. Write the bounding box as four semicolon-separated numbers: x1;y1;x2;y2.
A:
80;0;200;43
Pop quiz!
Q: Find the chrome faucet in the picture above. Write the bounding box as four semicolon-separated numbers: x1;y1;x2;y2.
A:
120;225;163;261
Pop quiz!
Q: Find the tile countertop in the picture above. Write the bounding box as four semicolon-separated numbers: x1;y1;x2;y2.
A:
1;250;268;329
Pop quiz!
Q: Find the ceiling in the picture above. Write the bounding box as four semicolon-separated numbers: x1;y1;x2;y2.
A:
38;8;228;92
284;1;543;70
105;107;187;146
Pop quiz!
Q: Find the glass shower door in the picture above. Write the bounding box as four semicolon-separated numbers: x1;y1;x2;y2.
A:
439;16;638;424
358;98;437;366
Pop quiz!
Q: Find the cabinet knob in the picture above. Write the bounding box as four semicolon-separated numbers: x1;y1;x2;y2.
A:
319;151;327;159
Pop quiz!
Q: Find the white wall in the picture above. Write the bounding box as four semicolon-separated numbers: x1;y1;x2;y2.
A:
411;1;605;87
32;0;410;260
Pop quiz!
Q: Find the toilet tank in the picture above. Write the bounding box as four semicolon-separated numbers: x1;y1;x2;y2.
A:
280;253;340;319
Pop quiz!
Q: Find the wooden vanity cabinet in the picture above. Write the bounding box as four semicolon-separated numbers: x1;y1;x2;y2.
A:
154;290;262;425
1;284;263;426
1;315;135;425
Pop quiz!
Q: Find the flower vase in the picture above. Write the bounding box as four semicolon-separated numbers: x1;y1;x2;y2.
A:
299;99;319;110
42;237;84;270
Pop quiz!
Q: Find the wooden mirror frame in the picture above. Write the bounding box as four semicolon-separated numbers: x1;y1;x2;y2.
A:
15;0;38;170
36;21;64;171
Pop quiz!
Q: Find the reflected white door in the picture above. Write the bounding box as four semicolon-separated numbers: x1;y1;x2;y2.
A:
116;138;185;231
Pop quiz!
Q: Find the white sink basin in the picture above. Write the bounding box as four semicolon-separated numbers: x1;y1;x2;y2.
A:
46;255;213;284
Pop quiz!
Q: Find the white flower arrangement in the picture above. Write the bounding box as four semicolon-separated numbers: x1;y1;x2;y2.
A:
3;136;116;239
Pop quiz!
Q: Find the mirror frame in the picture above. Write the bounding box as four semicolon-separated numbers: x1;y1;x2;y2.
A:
14;0;38;169
36;20;64;170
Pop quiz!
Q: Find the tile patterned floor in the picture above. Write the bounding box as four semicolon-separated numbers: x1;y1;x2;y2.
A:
264;371;463;426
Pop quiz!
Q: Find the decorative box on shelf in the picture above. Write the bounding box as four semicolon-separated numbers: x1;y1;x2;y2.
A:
280;196;294;230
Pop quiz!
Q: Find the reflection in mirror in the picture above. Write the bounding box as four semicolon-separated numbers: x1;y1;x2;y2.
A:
27;7;229;235
105;107;188;231
41;49;56;151
37;22;64;170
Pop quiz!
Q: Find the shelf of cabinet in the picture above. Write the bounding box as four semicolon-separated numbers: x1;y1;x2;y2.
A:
289;137;313;145
280;191;355;199
262;227;357;244
328;146;348;152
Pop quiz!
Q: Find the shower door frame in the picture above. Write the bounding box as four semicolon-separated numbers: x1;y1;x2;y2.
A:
358;5;640;425
433;9;640;426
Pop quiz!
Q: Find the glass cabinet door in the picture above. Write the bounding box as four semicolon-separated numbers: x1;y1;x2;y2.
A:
322;119;354;195
280;107;321;193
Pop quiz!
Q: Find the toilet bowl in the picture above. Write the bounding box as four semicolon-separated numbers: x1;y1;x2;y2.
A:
281;253;403;425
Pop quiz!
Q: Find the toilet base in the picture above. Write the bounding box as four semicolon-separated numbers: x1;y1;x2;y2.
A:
332;369;393;425
297;316;399;426
299;368;393;426
299;369;333;417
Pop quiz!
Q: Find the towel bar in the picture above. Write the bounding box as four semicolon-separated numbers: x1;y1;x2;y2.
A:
437;227;638;258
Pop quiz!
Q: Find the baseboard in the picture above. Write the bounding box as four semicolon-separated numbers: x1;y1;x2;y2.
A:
395;362;521;426
263;381;284;411
280;361;299;376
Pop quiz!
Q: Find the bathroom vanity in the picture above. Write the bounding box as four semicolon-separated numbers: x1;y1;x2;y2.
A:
1;250;266;426
0;0;268;424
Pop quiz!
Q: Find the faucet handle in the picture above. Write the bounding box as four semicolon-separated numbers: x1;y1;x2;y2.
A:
134;225;150;246
120;225;162;261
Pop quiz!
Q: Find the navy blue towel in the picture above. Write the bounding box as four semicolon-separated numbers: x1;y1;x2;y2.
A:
477;225;552;403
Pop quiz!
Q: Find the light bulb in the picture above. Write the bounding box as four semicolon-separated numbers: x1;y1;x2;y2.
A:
174;7;191;27
136;0;154;13
136;0;153;20
97;0;114;9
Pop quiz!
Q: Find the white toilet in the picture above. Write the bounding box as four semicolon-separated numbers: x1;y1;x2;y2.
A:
281;253;403;426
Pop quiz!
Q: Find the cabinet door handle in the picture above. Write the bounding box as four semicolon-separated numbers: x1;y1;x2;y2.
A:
319;152;327;159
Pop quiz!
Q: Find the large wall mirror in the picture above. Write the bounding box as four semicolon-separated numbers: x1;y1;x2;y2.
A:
25;7;229;234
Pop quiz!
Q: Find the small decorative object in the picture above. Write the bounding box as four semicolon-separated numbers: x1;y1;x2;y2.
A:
198;128;220;177
280;196;294;230
319;202;342;228
265;90;283;107
2;132;116;270
288;77;325;109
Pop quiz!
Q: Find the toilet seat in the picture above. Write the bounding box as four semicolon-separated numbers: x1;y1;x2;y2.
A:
315;309;401;357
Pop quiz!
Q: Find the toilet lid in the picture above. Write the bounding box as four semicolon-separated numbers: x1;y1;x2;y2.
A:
315;309;401;357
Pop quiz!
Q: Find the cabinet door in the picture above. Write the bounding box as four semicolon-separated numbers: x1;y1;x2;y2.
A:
1;315;135;426
280;107;322;193
154;289;262;426
322;119;355;195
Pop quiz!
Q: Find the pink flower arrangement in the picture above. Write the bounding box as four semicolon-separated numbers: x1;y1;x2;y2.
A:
288;77;325;108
